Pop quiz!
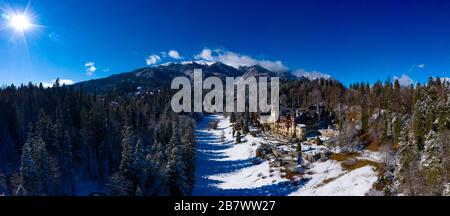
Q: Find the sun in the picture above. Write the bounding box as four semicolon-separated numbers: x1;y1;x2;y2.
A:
9;14;32;31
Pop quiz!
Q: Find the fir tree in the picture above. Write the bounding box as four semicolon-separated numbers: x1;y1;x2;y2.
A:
412;96;427;150
15;184;27;196
381;115;388;145
133;138;146;189
181;119;196;191
420;129;445;195
360;85;369;133
396;123;419;195
166;146;188;196
236;131;241;143
392;116;401;146
144;153;163;195
107;172;133;196
393;79;401;113
120;125;135;179
360;97;369;134
220;130;226;143
437;95;450;130
19;124;37;194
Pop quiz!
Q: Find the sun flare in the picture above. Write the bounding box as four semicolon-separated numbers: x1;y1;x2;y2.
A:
9;14;32;31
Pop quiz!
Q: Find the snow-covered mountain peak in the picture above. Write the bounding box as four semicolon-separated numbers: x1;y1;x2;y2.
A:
293;69;332;80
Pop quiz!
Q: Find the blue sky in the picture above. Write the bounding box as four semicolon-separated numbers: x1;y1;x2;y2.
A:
1;0;450;86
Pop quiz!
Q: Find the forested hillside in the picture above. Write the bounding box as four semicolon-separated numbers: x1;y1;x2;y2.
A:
1;62;449;196
279;77;450;195
232;77;450;195
0;79;197;196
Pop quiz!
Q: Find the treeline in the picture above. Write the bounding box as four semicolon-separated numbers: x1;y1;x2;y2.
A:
395;80;450;196
0;79;196;196
347;78;449;196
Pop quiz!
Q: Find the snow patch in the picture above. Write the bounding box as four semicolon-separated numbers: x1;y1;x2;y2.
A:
197;115;288;190
208;161;284;189
290;161;378;196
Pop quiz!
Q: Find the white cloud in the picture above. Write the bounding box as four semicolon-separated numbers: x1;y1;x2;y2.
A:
168;50;182;59
394;74;415;86
60;79;75;85
85;62;97;76
409;64;425;71
194;48;288;72
146;55;161;65
195;48;214;61
42;79;75;88
293;69;332;80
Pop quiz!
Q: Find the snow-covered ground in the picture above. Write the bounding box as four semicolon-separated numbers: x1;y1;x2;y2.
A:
209;117;260;162
208;161;284;190
289;160;378;196
192;114;381;196
192;115;297;196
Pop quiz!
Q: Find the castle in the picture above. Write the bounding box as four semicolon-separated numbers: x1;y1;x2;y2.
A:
260;105;335;140
260;108;305;140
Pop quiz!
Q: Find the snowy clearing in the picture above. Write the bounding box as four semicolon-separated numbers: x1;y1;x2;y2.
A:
208;161;284;189
290;161;378;196
193;114;380;196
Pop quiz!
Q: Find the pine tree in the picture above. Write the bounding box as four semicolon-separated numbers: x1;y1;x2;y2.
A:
437;95;450;130
396;123;419;195
296;142;302;153
62;130;76;194
424;87;439;132
392;116;401;146
393;79;401;113
107;172;133;196
79;108;94;178
236;131;241;143
166;146;188;196
361;97;369;134
381;115;388;145
360;85;369;133
180;119;196;190
135;186;144;196
15;184;27;196
420;129;445;195
133;138;146;189
220;130;226;143
34;137;51;195
412;96;427;150
144;153;163;196
383;78;393;111
120;125;135;179
168;126;181;154
0;80;198;196
19;124;37;194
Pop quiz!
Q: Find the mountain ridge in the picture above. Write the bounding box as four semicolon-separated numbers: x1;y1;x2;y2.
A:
74;62;332;94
